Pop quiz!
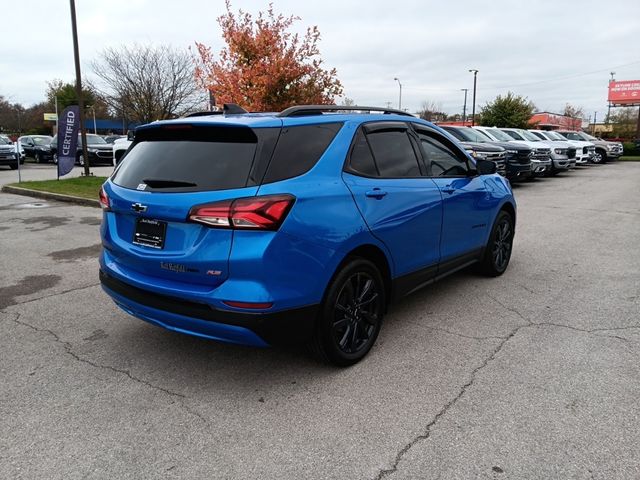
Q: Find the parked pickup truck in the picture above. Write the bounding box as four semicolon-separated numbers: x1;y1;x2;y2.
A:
440;125;531;181
556;131;622;163
501;128;575;174
473;126;552;177
529;130;593;165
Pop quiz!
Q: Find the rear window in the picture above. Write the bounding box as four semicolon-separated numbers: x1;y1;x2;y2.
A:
111;126;258;192
262;123;342;183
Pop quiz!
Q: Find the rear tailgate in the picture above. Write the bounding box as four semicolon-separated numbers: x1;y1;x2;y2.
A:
101;122;277;288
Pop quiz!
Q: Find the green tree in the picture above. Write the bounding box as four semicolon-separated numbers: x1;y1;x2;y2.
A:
45;80;111;118
479;92;536;128
609;107;639;139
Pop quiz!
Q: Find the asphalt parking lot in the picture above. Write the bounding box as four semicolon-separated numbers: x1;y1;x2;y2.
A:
1;162;639;479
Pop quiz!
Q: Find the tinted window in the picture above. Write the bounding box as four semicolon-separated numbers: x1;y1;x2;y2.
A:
418;134;468;177
349;130;378;176
441;127;468;142
263;123;342;183
530;131;546;140
366;130;420;177
112;126;258;192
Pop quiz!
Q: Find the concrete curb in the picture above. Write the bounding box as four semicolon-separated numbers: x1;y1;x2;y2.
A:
1;185;100;208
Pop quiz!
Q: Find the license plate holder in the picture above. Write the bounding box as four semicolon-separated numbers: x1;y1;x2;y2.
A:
133;218;166;249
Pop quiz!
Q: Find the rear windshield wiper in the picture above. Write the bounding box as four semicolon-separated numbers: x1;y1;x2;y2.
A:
142;179;197;188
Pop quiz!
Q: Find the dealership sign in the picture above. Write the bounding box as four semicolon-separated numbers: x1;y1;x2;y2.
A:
608;80;640;105
43;113;57;121
57;105;80;177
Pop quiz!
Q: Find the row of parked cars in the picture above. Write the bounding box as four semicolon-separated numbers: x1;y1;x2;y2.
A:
5;134;123;168
437;125;624;182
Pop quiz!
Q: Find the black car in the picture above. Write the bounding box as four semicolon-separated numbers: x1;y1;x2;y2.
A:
50;134;114;166
19;135;54;163
456;141;507;176
0;136;19;169
441;126;532;182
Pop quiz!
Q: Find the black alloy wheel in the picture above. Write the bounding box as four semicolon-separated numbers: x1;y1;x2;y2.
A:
35;152;42;163
311;258;385;366
478;210;514;277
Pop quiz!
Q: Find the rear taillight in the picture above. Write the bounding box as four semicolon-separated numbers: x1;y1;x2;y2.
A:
188;194;295;230
99;186;110;211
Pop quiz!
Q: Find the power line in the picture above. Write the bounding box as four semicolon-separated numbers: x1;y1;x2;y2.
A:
479;60;640;90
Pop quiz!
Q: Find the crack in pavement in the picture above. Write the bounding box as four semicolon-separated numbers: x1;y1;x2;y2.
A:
372;295;638;479
373;322;524;480
408;321;509;342
6;311;207;424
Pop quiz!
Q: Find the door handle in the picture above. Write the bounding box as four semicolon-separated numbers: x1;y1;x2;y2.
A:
365;188;387;199
441;185;455;194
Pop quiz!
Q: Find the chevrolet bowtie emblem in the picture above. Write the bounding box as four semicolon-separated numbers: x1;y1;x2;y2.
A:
131;203;148;213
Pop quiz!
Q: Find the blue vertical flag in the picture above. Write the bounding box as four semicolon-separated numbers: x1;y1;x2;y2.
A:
57;105;80;177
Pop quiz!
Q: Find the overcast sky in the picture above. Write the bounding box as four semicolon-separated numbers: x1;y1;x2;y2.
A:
1;0;639;118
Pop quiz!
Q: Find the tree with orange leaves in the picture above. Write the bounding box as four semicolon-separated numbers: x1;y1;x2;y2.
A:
194;2;343;112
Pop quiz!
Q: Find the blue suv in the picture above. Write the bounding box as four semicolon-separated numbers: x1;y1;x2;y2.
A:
99;105;516;365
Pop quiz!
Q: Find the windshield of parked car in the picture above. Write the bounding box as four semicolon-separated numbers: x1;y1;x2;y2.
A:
0;137;10;145
529;131;548;140
33;137;52;146
484;128;513;142
457;128;489;142
519;130;542;142
579;132;598;141
503;130;525;141
85;135;108;145
546;131;565;141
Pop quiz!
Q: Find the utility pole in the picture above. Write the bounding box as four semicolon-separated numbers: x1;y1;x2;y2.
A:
461;88;468;125
469;69;478;126
592;111;597;135
69;0;91;176
607;71;615;123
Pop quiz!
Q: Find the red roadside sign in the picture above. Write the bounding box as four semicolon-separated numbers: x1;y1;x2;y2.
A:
608;80;640;105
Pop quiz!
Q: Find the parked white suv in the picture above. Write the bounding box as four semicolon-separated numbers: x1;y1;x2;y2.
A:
473;126;552;176
529;130;593;164
112;131;134;166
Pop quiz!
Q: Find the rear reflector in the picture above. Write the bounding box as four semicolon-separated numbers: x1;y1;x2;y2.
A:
223;300;274;310
188;194;295;230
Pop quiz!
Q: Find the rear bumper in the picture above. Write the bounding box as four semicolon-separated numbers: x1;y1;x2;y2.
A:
99;269;318;347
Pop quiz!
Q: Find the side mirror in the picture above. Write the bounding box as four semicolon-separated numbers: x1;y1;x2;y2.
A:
127;130;135;141
476;158;497;175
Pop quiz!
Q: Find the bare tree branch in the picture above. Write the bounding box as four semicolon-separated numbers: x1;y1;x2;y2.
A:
91;44;204;124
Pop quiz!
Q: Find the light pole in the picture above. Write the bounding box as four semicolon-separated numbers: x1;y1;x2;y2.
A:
469;69;478;126
592;111;597;135
87;105;96;134
393;77;402;111
69;0;91;176
461;88;469;124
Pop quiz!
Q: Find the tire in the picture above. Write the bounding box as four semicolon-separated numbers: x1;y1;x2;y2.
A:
78;154;85;166
9;162;18;170
34;152;42;163
592;150;605;164
477;210;514;277
309;258;385;366
52;153;58;164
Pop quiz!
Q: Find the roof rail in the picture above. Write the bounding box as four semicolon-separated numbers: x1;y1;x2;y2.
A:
278;105;414;118
183;103;249;118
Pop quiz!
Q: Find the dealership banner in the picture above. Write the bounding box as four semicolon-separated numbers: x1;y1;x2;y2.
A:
608;80;640;105
57;105;79;177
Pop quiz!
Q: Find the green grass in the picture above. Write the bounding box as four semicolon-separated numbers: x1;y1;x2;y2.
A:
620;156;640;161
8;176;108;200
